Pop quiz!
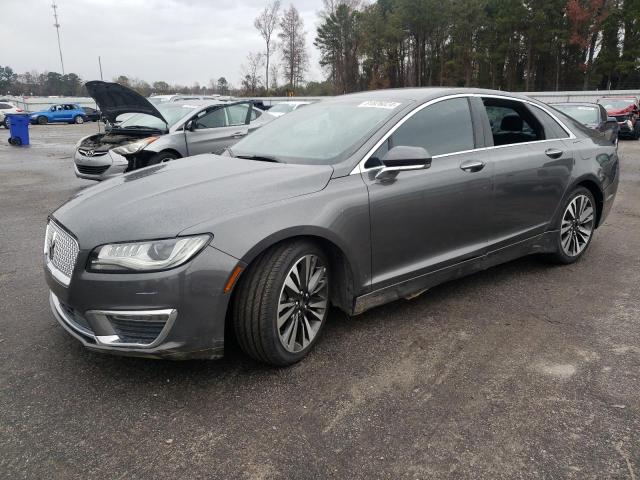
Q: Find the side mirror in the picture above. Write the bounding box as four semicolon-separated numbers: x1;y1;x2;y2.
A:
185;120;195;132
607;116;618;123
375;146;431;180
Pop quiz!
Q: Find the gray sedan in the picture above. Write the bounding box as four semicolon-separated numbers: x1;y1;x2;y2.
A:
44;88;618;365
74;81;273;180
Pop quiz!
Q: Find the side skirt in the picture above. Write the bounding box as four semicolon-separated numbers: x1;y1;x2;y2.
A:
352;231;558;316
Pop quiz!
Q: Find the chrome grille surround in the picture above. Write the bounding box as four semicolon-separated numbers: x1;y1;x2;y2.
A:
77;148;108;157
44;220;79;287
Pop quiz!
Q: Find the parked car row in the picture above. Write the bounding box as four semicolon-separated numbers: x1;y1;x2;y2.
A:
73;81;276;180
45;86;619;366
549;95;640;146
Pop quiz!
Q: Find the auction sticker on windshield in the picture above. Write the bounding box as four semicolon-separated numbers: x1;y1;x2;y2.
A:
358;101;401;109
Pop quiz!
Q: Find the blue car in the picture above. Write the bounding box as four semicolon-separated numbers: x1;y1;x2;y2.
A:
29;103;88;125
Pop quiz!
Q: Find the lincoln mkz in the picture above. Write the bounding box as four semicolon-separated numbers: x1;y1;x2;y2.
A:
44;88;619;365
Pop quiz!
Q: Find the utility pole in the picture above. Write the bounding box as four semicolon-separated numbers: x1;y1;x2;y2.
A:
98;56;103;80
52;1;65;75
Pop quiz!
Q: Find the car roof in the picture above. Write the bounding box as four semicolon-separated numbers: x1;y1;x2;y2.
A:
551;102;600;107
333;87;537;104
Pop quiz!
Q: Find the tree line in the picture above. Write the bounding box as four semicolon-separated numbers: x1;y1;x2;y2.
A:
314;0;640;94
1;0;638;98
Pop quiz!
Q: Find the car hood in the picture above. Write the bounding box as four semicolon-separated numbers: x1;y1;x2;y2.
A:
85;80;167;124
53;155;334;249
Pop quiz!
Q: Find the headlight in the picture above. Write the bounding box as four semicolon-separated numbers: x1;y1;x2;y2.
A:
112;137;158;156
87;235;211;272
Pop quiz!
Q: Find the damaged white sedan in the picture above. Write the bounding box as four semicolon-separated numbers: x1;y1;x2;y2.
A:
74;81;273;180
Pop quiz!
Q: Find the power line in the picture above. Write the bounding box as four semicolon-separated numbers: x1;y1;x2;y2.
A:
52;1;65;75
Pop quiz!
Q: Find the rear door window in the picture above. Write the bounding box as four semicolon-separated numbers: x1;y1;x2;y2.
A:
481;98;544;146
227;104;250;126
530;106;570;139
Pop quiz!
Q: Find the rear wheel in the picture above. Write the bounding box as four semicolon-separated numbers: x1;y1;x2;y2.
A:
2;118;8;129
74;115;84;124
233;240;330;366
37;116;48;125
546;187;596;264
633;122;640;140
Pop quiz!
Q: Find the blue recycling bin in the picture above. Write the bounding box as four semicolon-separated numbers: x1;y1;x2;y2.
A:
6;113;30;146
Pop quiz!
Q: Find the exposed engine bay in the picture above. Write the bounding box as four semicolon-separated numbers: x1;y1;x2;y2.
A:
78;131;160;171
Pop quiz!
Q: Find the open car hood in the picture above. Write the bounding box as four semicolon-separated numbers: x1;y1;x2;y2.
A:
85;80;167;124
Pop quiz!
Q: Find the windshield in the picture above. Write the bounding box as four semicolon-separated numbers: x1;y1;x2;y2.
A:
554;105;599;124
231;99;406;165
269;103;295;114
119;104;197;130
599;99;636;110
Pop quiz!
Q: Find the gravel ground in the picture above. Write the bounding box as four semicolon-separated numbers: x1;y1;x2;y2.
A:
0;123;639;479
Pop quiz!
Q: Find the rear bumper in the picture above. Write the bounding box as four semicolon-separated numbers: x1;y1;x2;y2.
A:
45;244;239;360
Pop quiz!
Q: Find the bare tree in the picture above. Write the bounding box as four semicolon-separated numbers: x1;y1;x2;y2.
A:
240;52;265;94
279;5;308;89
254;1;281;95
269;63;279;90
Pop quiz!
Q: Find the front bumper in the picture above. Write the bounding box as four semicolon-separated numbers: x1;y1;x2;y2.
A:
45;241;240;360
74;149;128;181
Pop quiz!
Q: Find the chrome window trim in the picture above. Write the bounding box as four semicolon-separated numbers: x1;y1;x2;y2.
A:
350;93;577;175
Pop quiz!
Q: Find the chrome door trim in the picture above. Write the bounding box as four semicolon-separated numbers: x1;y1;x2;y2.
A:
350;93;577;175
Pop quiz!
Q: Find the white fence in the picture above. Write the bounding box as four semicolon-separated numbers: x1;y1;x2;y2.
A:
3;90;638;112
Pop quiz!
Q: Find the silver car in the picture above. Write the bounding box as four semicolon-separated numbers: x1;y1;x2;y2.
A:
74;81;273;181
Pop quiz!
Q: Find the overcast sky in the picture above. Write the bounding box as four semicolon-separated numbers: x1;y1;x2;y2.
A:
2;0;325;87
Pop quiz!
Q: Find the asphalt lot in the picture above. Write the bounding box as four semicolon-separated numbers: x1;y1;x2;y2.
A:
1;122;639;479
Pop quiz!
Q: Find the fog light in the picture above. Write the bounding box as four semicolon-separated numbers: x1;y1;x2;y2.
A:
85;309;177;347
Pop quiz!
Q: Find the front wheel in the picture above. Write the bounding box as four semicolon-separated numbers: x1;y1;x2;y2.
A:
546;187;596;264
147;151;178;165
37;116;48;125
233;241;330;366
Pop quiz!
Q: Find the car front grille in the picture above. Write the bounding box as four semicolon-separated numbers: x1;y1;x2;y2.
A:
77;148;108;157
45;221;79;286
76;164;110;175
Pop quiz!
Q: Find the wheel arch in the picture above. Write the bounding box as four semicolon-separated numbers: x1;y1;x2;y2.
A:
573;176;604;228
238;228;360;314
157;148;182;158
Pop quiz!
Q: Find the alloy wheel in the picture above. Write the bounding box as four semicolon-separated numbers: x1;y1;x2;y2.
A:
560;194;594;257
277;254;328;353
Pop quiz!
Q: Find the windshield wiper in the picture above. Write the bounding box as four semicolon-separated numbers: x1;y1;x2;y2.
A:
119;125;163;131
228;149;280;163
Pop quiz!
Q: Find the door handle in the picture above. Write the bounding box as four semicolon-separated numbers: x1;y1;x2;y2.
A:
545;148;563;159
459;160;485;172
231;131;247;138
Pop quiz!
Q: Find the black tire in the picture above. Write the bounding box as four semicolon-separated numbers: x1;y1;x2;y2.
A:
9;137;22;146
232;240;330;366
147;151;178;165
37;116;48;125
633;123;640;140
545;186;596;264
2;118;8;129
73;115;84;124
